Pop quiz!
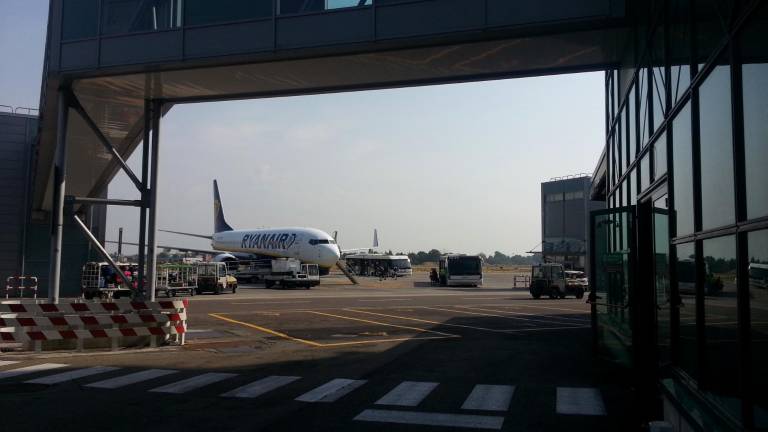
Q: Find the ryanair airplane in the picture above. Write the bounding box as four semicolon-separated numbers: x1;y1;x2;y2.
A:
163;180;342;275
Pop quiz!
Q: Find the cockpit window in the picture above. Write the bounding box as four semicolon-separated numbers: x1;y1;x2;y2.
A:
309;239;334;246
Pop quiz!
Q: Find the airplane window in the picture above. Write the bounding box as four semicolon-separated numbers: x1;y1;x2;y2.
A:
309;239;318;245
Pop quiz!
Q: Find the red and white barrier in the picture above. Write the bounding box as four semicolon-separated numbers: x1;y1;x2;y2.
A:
0;299;188;351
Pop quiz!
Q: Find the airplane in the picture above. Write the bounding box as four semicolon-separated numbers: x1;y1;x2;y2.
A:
159;180;342;275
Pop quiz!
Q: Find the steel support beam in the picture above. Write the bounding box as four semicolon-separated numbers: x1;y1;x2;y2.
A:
137;100;151;297
71;197;143;207
72;215;128;289
145;100;162;301
70;96;143;191
49;91;69;304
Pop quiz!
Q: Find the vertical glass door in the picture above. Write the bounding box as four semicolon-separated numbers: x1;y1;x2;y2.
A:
652;194;671;365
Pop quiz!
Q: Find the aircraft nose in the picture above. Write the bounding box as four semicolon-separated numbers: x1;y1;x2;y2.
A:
321;244;341;266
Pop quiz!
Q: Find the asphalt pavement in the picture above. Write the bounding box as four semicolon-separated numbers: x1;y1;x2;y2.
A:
0;272;637;432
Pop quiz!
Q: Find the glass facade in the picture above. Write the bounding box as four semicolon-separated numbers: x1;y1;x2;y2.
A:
600;2;768;430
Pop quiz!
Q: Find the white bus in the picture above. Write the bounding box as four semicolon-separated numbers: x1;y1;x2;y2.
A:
750;263;768;289
439;254;483;287
344;254;413;277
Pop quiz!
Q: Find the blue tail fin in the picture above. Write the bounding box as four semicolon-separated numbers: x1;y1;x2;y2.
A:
213;180;234;233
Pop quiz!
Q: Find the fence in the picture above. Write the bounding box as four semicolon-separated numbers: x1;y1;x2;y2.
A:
0;299;187;352
4;276;38;299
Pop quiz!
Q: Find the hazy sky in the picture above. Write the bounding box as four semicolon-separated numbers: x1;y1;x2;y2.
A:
2;1;605;256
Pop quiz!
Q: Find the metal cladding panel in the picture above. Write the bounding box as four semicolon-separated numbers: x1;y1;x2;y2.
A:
277;9;373;49
486;0;612;27
0;114;35;283
100;31;183;66
376;0;485;39
60;40;99;70
544;201;565;238
185;20;274;58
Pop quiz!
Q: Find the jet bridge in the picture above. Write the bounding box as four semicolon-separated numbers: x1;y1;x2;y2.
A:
33;0;629;301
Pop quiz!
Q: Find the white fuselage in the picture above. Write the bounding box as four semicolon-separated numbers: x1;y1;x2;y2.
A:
212;227;340;269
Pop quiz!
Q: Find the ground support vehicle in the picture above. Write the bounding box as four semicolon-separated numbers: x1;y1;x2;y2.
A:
344;254;413;278
264;258;320;289
81;262;137;300
196;262;238;295
438;254;483;287
233;260;273;283
565;270;589;294
530;263;584;299
156;264;197;297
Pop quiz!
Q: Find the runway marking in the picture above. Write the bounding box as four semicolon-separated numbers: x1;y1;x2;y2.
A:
0;361;20;367
461;385;515;412
346;308;510;334
375;381;438;407
510;304;591;314
556;387;607;416
462;297;507;300
295;378;367;402
231;301;312;305
0;363;67;380
221;375;301;398
357;299;409;302
208;313;323;347
458;305;589;323
354;409;505;430
346;309;589;334
303;311;458;338
25;366;120;385
150;372;237;394
86;369;179;389
420;306;577;326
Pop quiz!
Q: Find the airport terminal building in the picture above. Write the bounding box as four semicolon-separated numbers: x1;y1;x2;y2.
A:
590;2;767;430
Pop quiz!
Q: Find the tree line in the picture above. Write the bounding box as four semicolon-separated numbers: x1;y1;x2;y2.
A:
404;250;537;265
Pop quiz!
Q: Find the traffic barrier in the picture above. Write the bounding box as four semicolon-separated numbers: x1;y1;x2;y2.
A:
0;299;187;352
4;276;38;299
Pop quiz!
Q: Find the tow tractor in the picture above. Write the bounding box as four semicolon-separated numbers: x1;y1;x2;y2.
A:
264;258;320;289
81;262;137;300
529;263;585;299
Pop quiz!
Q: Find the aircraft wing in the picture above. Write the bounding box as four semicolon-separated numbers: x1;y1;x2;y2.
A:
105;240;222;255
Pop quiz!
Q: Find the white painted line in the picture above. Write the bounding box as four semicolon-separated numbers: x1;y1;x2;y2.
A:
556;387;607;416
0;361;20;367
86;369;179;389
221;375;300;398
0;363;67;380
354;409;505;430
358;299;409;302
231;301;312;305
25;366;120;385
375;381;438;407
295;378;367;402
462;385;515;412
150;372;237;394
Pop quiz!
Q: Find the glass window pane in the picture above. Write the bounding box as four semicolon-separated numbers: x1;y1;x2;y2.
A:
629;168;637;205
617;116;624;177
628;86;637;162
655;131;668;179
743;62;768;220
702;236;739;419
676;242;697;379
673;103;694;236
670;0;691;104
185;0;272;25
699;65;734;230
749;229;768;427
63;0;99;40
640;68;650;146
640;153;650;192
280;0;370;14
102;0;182;35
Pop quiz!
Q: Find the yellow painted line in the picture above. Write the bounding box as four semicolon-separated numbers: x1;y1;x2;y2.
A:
304;311;459;338
345;308;510;334
319;335;456;347
208;313;323;347
457;305;589;323
421;306;567;326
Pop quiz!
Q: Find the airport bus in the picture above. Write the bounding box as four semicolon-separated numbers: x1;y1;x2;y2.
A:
344;254;413;277
438;254;483;287
750;263;768;289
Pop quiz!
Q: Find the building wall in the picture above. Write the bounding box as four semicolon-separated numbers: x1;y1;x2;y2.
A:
0;113;36;283
541;176;604;270
598;1;767;429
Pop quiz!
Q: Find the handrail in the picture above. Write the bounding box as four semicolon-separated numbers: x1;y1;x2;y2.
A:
14;107;39;116
0;105;39;116
0;105;12;114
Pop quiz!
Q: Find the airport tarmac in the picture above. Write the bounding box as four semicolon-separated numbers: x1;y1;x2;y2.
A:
0;272;636;432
